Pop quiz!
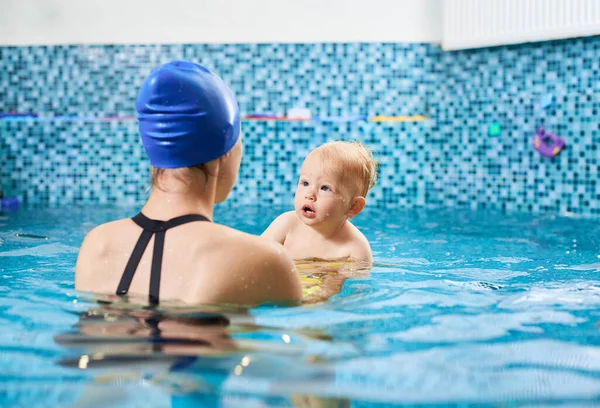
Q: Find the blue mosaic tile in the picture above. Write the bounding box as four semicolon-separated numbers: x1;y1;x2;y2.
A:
1;38;600;215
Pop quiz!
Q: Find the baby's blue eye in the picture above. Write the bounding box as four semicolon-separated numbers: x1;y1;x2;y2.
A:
302;181;309;187
321;185;331;192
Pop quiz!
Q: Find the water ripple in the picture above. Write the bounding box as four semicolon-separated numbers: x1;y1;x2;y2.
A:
1;206;600;406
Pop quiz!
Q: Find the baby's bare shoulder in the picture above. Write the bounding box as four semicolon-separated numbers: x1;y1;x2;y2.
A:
344;221;368;241
261;211;299;243
344;222;373;262
276;211;298;226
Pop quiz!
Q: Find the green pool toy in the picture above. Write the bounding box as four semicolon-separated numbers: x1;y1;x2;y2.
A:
488;122;501;136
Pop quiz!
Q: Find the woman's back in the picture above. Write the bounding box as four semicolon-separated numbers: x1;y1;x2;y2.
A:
76;216;302;305
75;60;302;306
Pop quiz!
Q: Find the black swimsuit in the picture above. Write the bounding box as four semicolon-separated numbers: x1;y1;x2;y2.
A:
116;212;210;305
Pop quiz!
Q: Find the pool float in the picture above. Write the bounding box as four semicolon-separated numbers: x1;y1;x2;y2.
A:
368;115;428;122
242;114;308;121
287;108;311;120
0;111;38;119
36;115;95;122
242;114;279;120
313;115;368;122
533;127;565;158
99;115;137;121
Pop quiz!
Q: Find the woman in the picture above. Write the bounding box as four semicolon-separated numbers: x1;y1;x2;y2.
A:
76;60;302;306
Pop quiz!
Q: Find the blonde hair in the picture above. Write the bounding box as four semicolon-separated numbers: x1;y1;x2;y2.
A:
309;141;378;197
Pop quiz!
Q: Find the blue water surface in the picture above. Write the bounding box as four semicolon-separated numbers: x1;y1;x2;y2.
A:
0;205;599;407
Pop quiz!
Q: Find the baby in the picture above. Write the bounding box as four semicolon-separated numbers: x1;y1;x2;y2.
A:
262;141;378;262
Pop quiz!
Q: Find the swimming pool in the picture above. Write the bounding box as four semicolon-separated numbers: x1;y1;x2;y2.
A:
1;205;599;406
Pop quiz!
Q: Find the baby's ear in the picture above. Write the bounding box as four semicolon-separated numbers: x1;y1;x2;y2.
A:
346;197;366;218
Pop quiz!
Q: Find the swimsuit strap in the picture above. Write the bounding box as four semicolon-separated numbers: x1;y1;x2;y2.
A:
116;213;211;305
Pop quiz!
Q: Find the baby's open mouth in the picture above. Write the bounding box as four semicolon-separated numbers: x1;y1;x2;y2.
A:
302;205;316;218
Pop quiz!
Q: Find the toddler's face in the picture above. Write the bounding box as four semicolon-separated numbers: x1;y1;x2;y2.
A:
294;153;353;227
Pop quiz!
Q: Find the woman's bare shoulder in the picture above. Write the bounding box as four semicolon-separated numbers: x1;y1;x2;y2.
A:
195;224;302;305
203;223;290;260
87;218;135;234
79;219;133;251
75;218;134;290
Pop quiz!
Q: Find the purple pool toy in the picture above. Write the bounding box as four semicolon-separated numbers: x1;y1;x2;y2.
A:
533;127;565;158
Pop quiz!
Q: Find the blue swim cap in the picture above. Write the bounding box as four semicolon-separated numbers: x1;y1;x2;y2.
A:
136;61;241;169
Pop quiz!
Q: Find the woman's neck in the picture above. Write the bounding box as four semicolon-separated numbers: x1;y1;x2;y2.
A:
141;174;217;221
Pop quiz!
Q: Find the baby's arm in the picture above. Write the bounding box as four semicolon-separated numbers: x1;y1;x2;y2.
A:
261;211;295;244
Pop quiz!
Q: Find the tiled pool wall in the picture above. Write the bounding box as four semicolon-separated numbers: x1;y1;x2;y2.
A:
1;38;599;214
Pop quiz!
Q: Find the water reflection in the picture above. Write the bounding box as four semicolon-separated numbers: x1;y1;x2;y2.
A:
53;259;367;406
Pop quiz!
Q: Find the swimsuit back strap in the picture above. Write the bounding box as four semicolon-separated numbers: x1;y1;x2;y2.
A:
132;213;211;232
149;230;166;306
116;212;211;304
116;229;153;296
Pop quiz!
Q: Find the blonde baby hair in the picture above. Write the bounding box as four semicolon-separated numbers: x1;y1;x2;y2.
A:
309;141;378;197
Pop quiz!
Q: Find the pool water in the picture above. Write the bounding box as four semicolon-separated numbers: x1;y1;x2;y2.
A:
1;205;599;407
